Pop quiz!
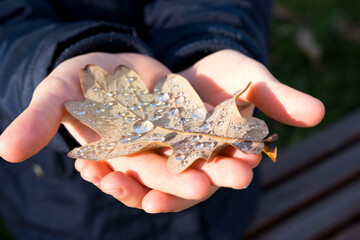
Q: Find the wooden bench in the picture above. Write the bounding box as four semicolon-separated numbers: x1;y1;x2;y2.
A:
242;109;360;240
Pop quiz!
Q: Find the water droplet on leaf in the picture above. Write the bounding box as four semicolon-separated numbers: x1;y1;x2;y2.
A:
132;120;154;134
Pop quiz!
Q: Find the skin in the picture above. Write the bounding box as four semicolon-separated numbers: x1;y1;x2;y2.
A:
0;50;325;213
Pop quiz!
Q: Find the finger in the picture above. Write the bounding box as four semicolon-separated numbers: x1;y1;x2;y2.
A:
0;79;70;162
192;156;254;190
106;151;211;200
158;145;261;169
100;171;150;209
244;76;325;127
180;50;324;127
76;159;113;186
220;147;262;169
142;186;218;213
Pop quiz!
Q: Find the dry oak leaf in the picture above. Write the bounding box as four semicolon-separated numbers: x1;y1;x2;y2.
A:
65;65;277;174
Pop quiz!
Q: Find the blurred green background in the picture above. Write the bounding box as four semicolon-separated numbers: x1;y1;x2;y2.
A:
263;0;360;148
1;1;359;239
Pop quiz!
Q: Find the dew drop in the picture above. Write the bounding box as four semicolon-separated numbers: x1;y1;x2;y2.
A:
192;112;200;120
241;144;250;152
207;130;214;135
151;115;161;121
80;147;90;153
175;153;185;161
149;101;158;108
191;135;201;142
157;92;170;102
169;108;180;116
233;142;252;153
207;142;217;148
120;136;128;144
77;111;86;115
132;120;154;134
126;77;136;82
195;142;204;149
244;135;253;140
96;145;105;151
128;117;136;122
96;108;105;113
106;92;114;97
249;122;259;129
132;133;141;139
200;122;211;131
149;133;165;142
252;146;263;154
180;117;188;124
157;109;167;116
181;160;188;167
176;96;185;104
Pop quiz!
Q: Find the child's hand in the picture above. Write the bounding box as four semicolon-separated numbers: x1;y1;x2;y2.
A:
74;50;324;213
0;50;324;213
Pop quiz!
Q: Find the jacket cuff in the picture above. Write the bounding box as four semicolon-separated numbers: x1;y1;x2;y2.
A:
150;23;267;72
52;23;152;67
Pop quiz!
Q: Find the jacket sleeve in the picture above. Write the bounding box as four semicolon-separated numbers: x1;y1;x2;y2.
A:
144;0;271;71
0;0;151;151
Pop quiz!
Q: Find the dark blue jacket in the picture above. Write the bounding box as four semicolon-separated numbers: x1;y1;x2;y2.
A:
0;1;271;239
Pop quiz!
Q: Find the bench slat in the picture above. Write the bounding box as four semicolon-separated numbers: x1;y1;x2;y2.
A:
244;141;360;238
247;177;360;240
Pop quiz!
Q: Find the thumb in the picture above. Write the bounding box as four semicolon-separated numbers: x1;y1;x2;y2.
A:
240;63;325;128
180;50;325;128
0;77;73;163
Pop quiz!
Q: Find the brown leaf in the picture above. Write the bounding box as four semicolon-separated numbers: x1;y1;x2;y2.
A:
65;65;277;174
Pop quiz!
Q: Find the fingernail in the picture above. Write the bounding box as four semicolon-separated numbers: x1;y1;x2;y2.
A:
102;188;124;198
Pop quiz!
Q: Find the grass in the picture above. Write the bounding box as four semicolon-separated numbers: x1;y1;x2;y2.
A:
1;1;359;238
264;0;360;148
